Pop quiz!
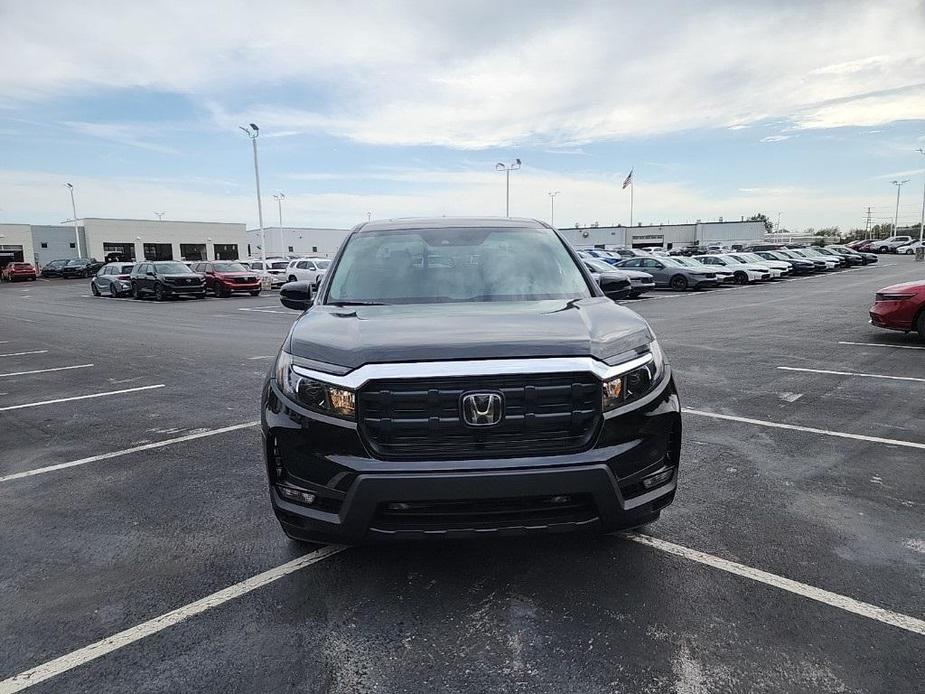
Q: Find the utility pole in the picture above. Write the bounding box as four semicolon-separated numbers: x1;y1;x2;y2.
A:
240;124;266;265
64;183;81;256
548;191;560;227
776;212;782;235
273;193;285;256
864;207;871;235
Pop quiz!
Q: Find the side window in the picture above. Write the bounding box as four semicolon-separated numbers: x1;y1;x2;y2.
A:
252;262;263;270
306;262;317;270
297;261;309;269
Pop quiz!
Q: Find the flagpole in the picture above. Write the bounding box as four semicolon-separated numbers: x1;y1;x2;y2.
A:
630;180;634;227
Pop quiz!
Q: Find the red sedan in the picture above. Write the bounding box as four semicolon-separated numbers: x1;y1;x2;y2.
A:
189;261;261;297
1;262;37;282
869;280;925;338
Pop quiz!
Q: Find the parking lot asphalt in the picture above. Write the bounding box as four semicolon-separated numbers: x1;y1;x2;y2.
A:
1;262;923;693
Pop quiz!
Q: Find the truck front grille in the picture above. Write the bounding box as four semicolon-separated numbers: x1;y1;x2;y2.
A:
357;372;602;460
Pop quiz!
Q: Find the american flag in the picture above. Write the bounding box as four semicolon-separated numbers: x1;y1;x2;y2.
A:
622;169;633;189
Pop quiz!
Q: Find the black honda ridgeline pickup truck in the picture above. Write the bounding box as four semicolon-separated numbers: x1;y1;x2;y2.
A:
263;217;681;544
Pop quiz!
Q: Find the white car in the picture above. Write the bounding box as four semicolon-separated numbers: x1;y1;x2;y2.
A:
727;252;790;277
672;256;735;283
872;235;913;253
694;254;769;283
899;240;923;255
285;257;331;285
244;257;290;288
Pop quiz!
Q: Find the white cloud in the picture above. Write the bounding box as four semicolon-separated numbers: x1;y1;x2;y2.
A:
1;1;924;147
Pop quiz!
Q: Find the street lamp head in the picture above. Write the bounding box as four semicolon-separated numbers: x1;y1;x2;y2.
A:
495;163;505;171
513;158;522;169
249;123;259;133
64;182;73;189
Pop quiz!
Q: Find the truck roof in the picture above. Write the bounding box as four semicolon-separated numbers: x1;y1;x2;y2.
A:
355;217;549;232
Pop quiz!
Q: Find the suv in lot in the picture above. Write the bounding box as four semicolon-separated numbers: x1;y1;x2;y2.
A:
873;236;913;253
264;217;681;544
130;261;206;300
189;261;261;297
285;257;331;285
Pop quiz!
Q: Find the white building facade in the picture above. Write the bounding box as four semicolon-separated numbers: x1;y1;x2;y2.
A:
247;226;350;258
558;220;768;250
80;218;247;262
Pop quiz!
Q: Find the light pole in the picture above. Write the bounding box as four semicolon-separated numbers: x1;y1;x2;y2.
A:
154;212;165;221
916;149;925;246
891;179;909;236
548;191;560;227
495;159;522;217
240;123;266;265
273;193;285;256
64;183;81;257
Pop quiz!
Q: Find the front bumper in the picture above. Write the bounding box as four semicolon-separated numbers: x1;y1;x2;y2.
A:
869;304;913;331
217;281;261;292
262;369;681;544
162;283;205;295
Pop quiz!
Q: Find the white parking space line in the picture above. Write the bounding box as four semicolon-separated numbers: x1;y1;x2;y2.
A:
683;408;925;450
838;341;925;351
625;533;925;636
0;385;165;412
0;545;348;694
0;350;47;358
3;529;922;694
0;364;94;378
777;366;925;383
0;421;260;484
237;307;289;315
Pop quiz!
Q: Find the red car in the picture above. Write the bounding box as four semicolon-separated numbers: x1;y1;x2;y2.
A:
1;262;37;282
869;280;925;338
188;260;261;297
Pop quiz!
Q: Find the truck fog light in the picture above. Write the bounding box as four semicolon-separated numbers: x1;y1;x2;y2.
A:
641;469;674;489
277;485;316;505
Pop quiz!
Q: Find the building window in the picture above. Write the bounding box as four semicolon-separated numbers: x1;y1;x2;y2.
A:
288;245;294;253
41;242;48;248
213;243;239;260
69;242;76;249
104;242;136;261
143;243;173;261
312;246;318;253
180;243;206;261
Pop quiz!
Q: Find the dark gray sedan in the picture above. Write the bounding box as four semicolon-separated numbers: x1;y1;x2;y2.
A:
616;256;720;290
584;258;655;297
91;262;135;297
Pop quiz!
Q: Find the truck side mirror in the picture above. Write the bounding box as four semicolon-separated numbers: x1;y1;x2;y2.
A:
280;281;314;311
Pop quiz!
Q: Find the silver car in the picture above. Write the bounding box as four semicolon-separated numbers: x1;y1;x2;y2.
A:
90;262;135;297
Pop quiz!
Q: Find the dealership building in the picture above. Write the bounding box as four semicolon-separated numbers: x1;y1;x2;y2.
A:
559;219;768;250
246;226;350;258
0;218;248;268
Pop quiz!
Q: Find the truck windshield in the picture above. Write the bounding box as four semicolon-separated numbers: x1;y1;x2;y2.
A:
326;227;592;305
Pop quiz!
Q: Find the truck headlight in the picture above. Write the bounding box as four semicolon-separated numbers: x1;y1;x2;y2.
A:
602;340;665;411
274;350;356;419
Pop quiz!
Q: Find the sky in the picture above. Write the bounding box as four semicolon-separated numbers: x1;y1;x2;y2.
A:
1;0;924;233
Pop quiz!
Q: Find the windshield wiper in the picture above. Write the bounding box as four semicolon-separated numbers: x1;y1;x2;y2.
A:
327;300;387;306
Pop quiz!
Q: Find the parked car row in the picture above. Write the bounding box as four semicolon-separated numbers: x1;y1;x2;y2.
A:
848;236;923;254
84;256;329;301
575;242;882;295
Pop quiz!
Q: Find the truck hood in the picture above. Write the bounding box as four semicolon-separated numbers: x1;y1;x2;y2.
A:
287;298;653;370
